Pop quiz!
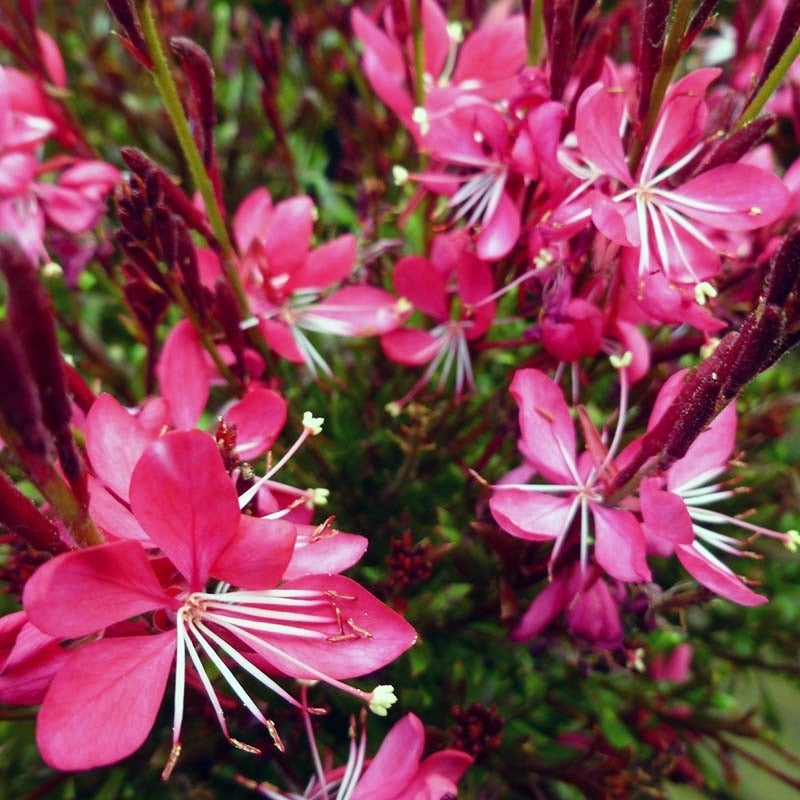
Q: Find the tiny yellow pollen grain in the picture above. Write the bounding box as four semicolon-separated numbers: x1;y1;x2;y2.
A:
41;261;63;279
395;296;413;314
749;206;762;216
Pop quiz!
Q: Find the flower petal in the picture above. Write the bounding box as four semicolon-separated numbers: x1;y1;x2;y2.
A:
210;516;296;589
592;505;651;582
130;430;241;589
36;633;176;771
676;543;767;606
509;369;577;483
23;540;172;638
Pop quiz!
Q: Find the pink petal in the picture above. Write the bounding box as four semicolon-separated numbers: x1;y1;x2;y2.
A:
565;576;623;646
490;489;574;540
23;541;173;638
36;184;105;233
284;524;368;580
85;393;157;502
224;386;287;460
452;16;526;100
130;430;241;589
88;477;151;543
592;505;651;582
234;187;273;253
381;327;441;366
262;196;314;281
668;163;789;231
288;234;356;292
0;612;70;706
210;516;296;589
575;83;632;185
676;544;767;606
351;8;414;125
248;574;416;680
258;318;305;362
509;368;577;483
309;286;409;335
639;480;694;544
352;712;425;799
476;191;520;261
511;576;569;641
669;401;737;491
393;255;449;320
37;633;176;771
640;68;719;177
157;320;211;429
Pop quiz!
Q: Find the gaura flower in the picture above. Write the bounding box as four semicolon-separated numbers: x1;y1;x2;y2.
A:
23;430;416;774
248;707;472;800
489;367;651;583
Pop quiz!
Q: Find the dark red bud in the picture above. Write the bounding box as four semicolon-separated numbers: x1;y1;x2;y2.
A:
0;471;67;554
763;226;800;308
699;115;776;173
106;0;153;69
170;37;216;167
636;0;670;125
214;279;246;376
748;0;800;105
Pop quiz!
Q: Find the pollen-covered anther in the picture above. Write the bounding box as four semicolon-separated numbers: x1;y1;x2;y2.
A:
310;515;337;541
749;206;762;216
161;743;182;781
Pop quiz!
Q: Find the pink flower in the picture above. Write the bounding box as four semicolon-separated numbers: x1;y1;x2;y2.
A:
553;68;789;287
252;710;472;800
489;368;651;583
23;430;416;773
636;370;791;605
225;188;408;376
381;232;495;400
351;1;526;134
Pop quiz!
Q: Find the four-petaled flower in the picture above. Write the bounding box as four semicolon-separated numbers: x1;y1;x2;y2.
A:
23;430;416;774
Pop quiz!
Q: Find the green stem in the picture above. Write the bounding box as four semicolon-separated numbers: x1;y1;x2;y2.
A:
134;0;274;370
408;0;426;109
527;0;545;66
629;0;693;174
735;31;800;131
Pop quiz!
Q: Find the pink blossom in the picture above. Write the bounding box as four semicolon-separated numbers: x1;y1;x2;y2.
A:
23;430;416;773
351;1;526;134
553;69;789;288
489;368;651;583
381;232;495;400
217;188;408;375
636;370;790;605
252;710;472;800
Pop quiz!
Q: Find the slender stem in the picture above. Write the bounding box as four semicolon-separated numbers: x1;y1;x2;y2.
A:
735;31;800;130
0;416;103;548
629;0;694;174
527;0;545;66
134;0;275;368
408;0;426;108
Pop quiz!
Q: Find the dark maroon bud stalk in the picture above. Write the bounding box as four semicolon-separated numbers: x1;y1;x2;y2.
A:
682;0;718;54
698;114;776;173
153;205;177;267
659;376;722;469
120;147;217;245
170;37;216;168
636;0;670;126
0;323;49;456
0;237;86;501
748;0;800;103
0;470;68;555
547;0;575;100
105;0;153;68
174;216;207;316
117;236;169;291
763;225;800;308
214;279;246;377
719;305;785;404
